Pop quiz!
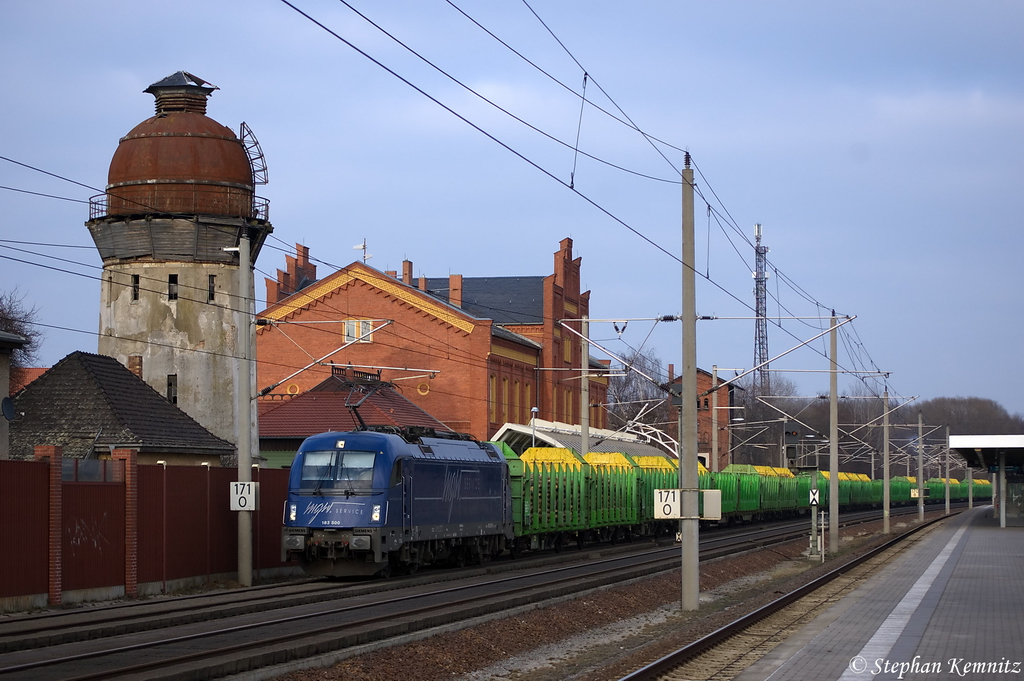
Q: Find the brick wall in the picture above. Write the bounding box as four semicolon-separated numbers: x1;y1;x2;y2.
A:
35;446;63;605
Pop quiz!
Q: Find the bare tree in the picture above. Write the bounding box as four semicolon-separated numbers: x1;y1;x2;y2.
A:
908;396;1024;435
605;348;673;436
730;373;800;465
0;288;43;369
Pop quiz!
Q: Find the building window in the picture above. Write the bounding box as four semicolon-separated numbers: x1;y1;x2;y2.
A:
208;274;216;302
514;380;521;423
168;274;178;301
525;383;532;420
344;319;373;343
563;339;573;364
501;377;509;424
166;374;178;405
564;388;572;423
489;375;497;423
131;274;140;302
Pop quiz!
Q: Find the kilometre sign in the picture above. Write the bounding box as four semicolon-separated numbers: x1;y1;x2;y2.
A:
655;488;680;519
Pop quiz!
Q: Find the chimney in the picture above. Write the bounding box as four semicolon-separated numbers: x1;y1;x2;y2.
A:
418;276;427;291
667;363;674;384
128;355;144;379
402;260;413;285
449;274;463;308
144;71;216;115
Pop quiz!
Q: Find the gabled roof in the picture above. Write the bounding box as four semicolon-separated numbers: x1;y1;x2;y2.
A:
9;351;233;459
259;262;481;334
259;373;452;439
424;276;545;325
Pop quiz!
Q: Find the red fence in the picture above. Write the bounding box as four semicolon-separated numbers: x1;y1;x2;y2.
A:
0;448;295;608
63;483;125;592
0;460;49;598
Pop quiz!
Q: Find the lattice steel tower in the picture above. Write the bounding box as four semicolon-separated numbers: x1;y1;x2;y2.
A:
753;223;770;394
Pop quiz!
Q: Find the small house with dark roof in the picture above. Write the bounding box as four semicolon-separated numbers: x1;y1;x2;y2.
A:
258;367;455;467
257;238;609;441
9;351;233;465
0;330;29;460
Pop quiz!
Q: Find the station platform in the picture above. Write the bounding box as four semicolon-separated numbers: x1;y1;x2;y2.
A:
736;506;1024;681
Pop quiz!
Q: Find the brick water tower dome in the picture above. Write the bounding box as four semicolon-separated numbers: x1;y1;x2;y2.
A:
86;71;273;448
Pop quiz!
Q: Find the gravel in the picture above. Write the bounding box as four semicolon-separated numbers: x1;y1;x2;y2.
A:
272;514;947;681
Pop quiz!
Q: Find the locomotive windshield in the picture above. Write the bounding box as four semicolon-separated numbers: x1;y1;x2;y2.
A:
299;450;377;493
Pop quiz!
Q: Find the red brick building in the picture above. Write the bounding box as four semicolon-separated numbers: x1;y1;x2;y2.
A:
666;367;739;471
255;238;608;440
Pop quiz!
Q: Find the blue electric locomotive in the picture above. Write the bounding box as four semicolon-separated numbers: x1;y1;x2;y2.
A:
282;427;514;577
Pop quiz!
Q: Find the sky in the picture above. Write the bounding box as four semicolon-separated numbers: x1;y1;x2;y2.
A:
2;1;1022;419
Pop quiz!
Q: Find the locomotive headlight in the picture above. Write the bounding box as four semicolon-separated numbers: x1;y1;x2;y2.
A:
289;503;297;522
371;504;381;522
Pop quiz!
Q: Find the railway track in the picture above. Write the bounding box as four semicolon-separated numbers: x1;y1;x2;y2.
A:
617;511;958;681
0;505;953;680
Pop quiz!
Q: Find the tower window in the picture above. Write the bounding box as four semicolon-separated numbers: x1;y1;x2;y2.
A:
208;274;216;302
131;274;140;302
168;274;179;300
166;374;178;405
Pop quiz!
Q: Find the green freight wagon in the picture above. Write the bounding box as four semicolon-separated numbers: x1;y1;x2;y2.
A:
849;473;873;506
867;477;883;505
583;452;640;535
889;476;912;505
709;470;739;518
631;454;680;526
970;478;992;500
821;471;852;506
516;447;589;550
721;464;764;519
927;478;961;503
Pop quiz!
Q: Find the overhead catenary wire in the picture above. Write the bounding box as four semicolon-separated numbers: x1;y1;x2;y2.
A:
0;5;917;411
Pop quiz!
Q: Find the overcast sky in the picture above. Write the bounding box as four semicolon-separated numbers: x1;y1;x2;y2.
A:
2;1;1022;420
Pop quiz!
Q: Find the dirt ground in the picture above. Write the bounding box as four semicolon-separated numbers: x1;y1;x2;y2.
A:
273;514;943;681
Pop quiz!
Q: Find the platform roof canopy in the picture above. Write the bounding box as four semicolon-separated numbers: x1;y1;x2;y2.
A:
949;435;1024;470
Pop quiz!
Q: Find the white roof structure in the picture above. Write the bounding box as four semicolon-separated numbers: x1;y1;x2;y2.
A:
949;434;1024;469
491;418;676;459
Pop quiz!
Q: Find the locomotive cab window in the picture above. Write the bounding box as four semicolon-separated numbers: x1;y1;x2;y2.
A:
300;451;336;486
337;452;376;484
299;450;377;492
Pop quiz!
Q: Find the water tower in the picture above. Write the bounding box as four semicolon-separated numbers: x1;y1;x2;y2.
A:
86;71;272;447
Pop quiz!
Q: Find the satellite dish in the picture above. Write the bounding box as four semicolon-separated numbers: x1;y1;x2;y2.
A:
1;397;15;422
